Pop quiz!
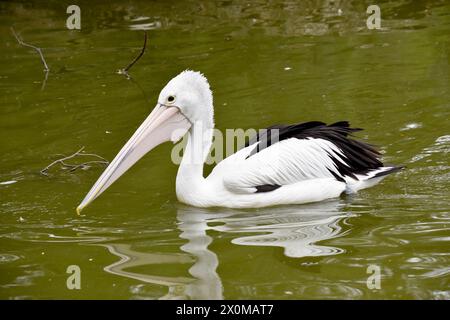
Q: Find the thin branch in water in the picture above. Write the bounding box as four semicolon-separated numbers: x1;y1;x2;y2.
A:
41;68;49;91
68;160;109;172
117;32;147;79
129;75;150;102
40;147;109;176
41;146;85;174
11;27;50;72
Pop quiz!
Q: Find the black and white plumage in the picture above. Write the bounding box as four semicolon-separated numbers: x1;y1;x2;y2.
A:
77;71;402;213
245;121;400;186
205;120;401;207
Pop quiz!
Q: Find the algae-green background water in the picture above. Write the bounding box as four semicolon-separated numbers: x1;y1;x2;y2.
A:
0;0;449;299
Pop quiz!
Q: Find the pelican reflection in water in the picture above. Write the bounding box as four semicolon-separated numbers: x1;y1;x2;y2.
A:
97;201;352;299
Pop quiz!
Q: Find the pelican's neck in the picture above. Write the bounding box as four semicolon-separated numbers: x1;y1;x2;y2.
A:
176;120;213;203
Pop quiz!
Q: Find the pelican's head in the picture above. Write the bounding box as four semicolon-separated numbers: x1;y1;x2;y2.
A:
158;70;214;128
76;70;213;214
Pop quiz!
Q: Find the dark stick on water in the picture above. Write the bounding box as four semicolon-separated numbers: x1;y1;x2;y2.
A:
117;32;148;79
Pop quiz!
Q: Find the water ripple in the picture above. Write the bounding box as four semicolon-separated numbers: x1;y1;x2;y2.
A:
411;135;450;163
203;202;352;258
0;253;20;263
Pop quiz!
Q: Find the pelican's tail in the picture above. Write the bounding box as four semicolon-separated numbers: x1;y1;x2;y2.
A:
345;166;404;193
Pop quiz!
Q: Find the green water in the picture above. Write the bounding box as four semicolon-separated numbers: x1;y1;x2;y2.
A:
0;0;449;299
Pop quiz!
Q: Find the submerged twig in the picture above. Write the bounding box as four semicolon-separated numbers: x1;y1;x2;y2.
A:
41;69;49;91
40;147;109;176
11;27;49;72
117;32;147;79
68;160;110;172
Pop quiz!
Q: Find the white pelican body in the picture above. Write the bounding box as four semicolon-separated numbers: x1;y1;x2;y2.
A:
77;71;401;213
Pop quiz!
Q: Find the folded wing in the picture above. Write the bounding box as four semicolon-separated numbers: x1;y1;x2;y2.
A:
220;121;385;194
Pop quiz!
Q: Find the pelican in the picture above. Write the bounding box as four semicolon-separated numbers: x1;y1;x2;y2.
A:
77;70;401;213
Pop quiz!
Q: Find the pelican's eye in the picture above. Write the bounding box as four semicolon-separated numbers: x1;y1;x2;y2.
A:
166;95;176;104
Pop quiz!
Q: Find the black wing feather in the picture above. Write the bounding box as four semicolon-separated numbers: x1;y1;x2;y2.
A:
245;121;383;179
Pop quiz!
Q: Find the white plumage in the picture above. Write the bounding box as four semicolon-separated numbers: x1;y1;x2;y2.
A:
177;130;397;208
217;138;350;193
